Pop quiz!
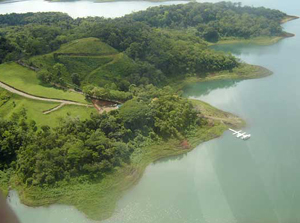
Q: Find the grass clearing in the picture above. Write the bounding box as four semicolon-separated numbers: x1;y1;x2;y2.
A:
0;88;96;127
0;62;88;103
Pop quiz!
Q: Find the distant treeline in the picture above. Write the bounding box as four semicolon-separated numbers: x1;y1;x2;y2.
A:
127;2;286;40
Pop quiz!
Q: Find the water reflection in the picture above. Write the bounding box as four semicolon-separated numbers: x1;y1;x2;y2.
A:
211;41;286;57
183;79;240;98
8;190;95;223
153;153;187;164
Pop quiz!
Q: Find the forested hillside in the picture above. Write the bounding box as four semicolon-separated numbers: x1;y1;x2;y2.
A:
1;85;200;185
27;37;135;100
0;2;290;92
0;12;238;88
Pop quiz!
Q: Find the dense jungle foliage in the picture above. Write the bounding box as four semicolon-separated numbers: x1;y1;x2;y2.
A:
128;2;287;41
0;2;286;90
0;86;201;186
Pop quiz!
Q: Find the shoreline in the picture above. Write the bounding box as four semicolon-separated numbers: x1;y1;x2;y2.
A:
170;64;273;92
3;12;295;223
209;15;299;46
281;15;299;24
209;36;285;46
7;63;266;221
11;99;245;221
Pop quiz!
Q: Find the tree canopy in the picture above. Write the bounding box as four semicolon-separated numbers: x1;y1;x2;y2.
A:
0;2;287;92
0;86;201;186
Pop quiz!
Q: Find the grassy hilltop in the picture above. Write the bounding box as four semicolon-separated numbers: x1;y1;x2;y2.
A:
27;37;135;88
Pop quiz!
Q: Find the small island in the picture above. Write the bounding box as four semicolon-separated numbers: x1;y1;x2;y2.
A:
0;2;297;221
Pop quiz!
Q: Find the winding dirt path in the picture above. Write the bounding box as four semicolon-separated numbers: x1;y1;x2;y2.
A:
43;103;66;114
0;81;92;107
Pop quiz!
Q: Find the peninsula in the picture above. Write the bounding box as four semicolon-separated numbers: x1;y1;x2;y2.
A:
0;2;297;221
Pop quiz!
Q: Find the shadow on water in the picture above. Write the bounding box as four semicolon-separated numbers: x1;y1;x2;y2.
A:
211;44;255;56
183;79;240;98
210;39;287;57
211;44;267;56
153;153;187;164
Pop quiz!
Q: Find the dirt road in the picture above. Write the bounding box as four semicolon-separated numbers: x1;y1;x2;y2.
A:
0;81;91;107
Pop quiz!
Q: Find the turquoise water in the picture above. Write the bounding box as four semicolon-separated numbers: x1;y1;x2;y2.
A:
4;0;300;222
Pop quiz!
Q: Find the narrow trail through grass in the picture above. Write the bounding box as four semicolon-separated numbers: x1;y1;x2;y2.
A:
43;103;66;114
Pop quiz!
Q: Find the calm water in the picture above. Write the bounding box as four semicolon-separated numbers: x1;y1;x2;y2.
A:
5;0;300;222
7;190;94;223
0;0;186;18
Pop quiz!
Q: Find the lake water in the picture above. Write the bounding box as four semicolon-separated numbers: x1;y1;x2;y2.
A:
7;190;94;223
0;0;187;18
4;0;300;222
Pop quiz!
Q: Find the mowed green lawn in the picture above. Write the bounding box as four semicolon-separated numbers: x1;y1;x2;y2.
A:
0;90;96;127
0;62;88;103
